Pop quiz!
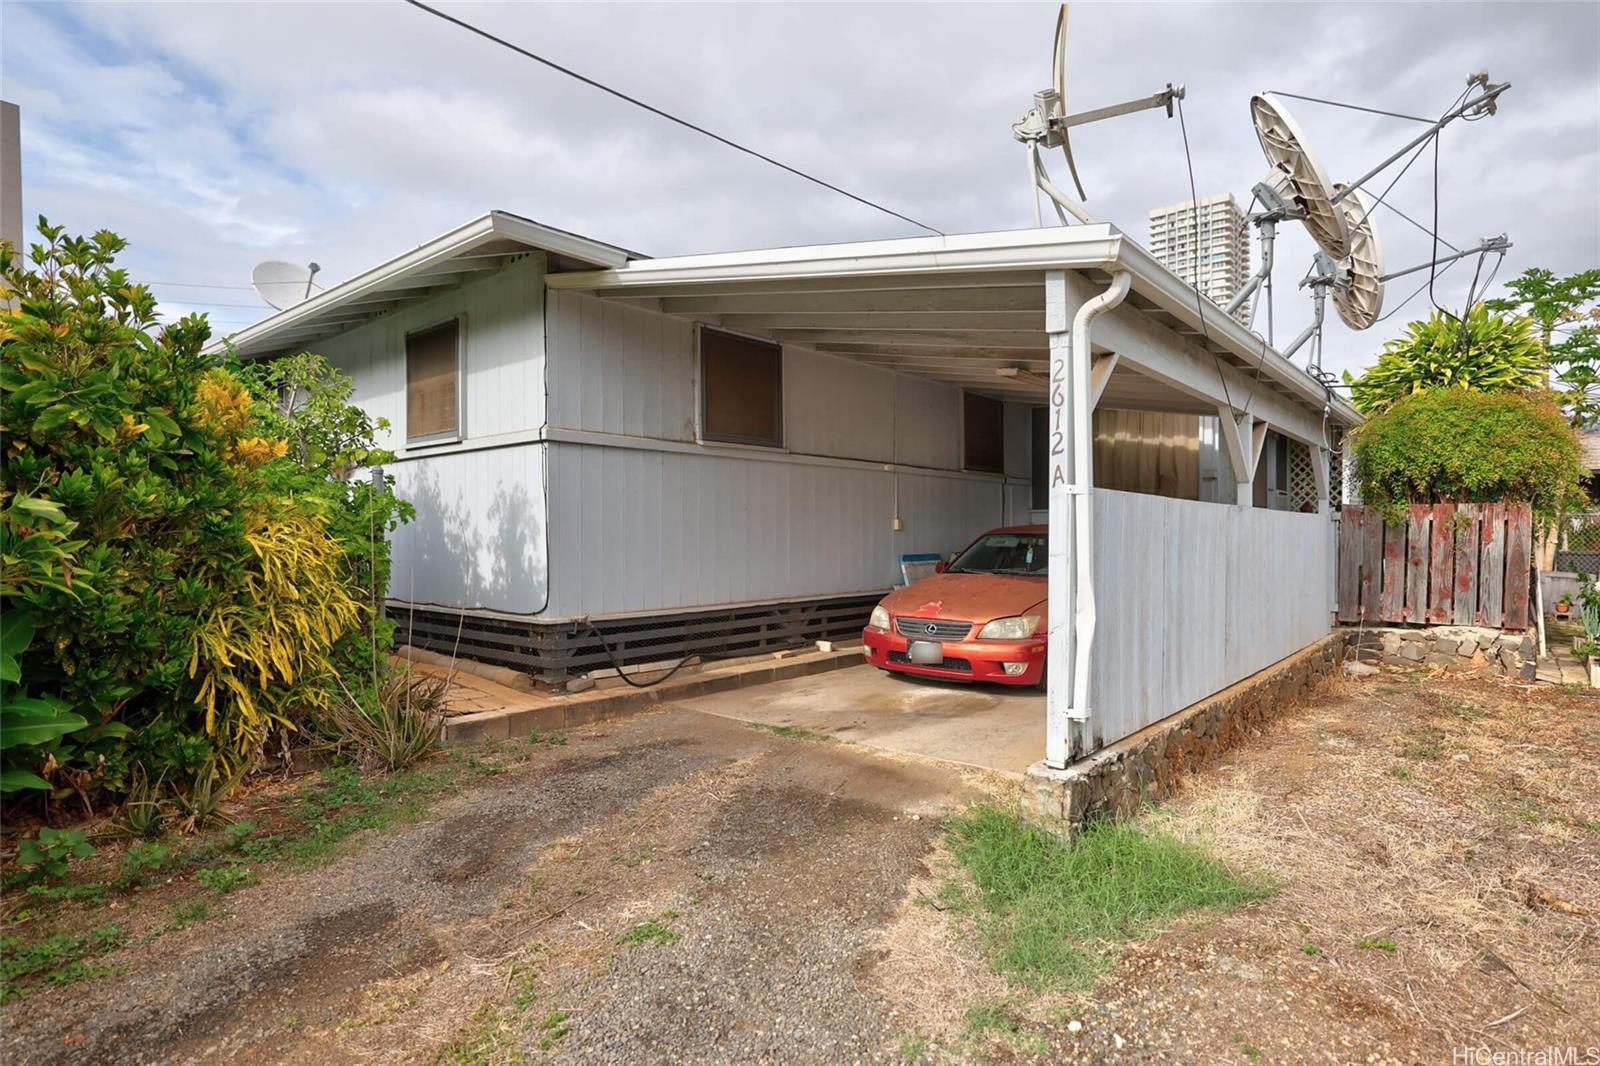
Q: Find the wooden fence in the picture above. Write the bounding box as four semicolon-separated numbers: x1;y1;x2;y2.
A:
1336;503;1532;630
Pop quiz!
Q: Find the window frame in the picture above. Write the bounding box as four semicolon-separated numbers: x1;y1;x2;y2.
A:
696;324;785;450
404;314;467;448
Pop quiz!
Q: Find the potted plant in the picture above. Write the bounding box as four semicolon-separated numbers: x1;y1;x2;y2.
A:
1579;576;1600;689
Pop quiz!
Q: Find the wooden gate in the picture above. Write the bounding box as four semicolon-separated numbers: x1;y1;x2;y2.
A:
1336;503;1533;630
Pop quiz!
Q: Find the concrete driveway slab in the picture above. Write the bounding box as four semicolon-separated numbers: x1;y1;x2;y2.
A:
670;662;1044;775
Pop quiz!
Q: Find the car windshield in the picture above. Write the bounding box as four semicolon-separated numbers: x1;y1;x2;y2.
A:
947;533;1047;576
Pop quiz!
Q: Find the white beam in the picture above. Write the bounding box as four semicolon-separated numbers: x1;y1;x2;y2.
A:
714;311;1042;331
1090;353;1120;408
1311;444;1331;515
1045;270;1076;770
770;328;1045;349
659;287;1044;315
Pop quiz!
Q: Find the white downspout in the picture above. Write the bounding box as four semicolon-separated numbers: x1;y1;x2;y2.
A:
1044;268;1131;770
1068;270;1132;746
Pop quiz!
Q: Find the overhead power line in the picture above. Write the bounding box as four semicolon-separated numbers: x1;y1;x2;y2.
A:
1264;90;1434;125
401;0;944;236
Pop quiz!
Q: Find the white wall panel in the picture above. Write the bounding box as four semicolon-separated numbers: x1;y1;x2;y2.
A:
387;443;547;614
783;349;896;463
1090;490;1334;751
543;444;1005;617
316;256;545;451
893;373;962;470
545;290;696;442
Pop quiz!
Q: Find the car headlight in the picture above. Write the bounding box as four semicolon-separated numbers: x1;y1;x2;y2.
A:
869;605;891;630
977;615;1041;639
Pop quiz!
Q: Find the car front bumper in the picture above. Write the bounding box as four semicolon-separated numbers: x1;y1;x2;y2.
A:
860;626;1045;685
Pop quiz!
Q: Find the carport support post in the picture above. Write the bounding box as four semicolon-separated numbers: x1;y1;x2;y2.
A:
1044;270;1076;771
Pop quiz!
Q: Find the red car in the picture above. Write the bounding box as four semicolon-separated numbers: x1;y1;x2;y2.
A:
862;525;1047;686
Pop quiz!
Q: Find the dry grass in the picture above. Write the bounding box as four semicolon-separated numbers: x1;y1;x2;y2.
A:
1152;668;1600;1050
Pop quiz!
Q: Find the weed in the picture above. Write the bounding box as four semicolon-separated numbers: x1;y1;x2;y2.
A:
536;1010;572;1051
942;806;1272;991
14;828;96;883
1400;729;1444;761
618;912;680;947
1356;935;1398;952
115;840;174;889
1301;942;1322;956
899;1033;930;1062
747;723;833;743
194;865;254;894
963;999;1048;1055
0;923;125;1002
1232;1033;1262;1060
155;898;212;935
432;1002;522;1065
327;665;447;773
1388;766;1416;783
117;767;167;838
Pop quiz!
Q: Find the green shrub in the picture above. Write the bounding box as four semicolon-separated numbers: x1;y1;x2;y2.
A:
1;222;396;808
1351;389;1585;524
1345;305;1547;415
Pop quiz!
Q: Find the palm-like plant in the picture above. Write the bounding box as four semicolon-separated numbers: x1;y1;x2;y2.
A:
1345;304;1547;414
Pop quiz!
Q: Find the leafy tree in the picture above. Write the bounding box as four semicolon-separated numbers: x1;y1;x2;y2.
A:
0;222;377;809
1485;267;1600;424
1344;304;1546;414
1351;388;1585;524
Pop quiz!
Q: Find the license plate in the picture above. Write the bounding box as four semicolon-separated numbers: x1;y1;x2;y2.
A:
907;640;944;665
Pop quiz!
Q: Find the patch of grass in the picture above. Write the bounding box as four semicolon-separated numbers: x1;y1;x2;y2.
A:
194;865;254;894
154;898;212;936
1388;766;1416;783
431;1002;523;1065
963;999;1048;1055
1300;942;1321;956
1400;728;1444;761
1356;935;1397;952
942;806;1273;991
0;923;126;1003
898;1033;929;1062
535;1010;572;1051
617;911;680;947
746;722;834;743
1232;1033;1262;1060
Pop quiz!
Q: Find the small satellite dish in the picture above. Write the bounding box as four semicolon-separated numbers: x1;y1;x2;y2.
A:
1250;93;1351;260
1051;4;1087;201
1330;185;1384;330
251;260;324;311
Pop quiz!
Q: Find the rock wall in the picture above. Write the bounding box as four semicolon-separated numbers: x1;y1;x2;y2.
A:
1020;632;1347;835
1346;625;1536;680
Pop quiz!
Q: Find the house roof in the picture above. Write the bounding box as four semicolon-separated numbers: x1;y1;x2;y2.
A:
221;211;636;359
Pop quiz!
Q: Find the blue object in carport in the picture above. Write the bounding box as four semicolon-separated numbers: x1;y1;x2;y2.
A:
899;553;942;586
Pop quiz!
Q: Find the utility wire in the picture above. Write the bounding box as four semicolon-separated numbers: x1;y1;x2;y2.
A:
402;0;944;237
147;281;256;291
1174;96;1237;417
1264;90;1433;125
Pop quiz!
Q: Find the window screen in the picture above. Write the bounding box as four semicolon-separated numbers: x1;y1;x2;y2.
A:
701;328;782;447
407;320;460;442
963;392;1004;474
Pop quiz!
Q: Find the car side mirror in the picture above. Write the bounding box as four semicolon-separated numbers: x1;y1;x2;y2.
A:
934;560;948;574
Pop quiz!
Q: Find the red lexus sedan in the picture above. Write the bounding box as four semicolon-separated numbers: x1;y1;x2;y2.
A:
862;525;1047;686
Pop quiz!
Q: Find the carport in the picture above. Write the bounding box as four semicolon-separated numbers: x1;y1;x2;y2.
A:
547;223;1359;774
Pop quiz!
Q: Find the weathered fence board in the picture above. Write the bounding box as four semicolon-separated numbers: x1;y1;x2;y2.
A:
1337;502;1532;631
1505;502;1532;630
1453;503;1479;625
1405;506;1429;624
1428;503;1453;625
1337;509;1362;624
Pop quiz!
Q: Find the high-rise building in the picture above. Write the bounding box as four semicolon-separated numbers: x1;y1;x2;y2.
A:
1148;193;1251;324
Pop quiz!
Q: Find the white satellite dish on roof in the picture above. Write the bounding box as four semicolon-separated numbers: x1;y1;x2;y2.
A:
251;260;324;311
1249;93;1350;260
1330;185;1384;330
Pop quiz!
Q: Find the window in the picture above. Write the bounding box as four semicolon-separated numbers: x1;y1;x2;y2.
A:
700;328;783;447
406;318;462;443
963;391;1004;474
1030;406;1048;510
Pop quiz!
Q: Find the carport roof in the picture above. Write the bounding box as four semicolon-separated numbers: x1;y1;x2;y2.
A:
545;224;1361;428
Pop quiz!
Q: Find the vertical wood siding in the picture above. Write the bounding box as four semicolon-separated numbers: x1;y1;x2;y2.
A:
388;443;547;614
544;444;1005;617
316;256;546;449
1089;490;1335;752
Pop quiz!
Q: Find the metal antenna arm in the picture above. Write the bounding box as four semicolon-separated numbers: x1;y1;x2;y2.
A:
1060;84;1186;129
1378;236;1511;283
1330;77;1510;206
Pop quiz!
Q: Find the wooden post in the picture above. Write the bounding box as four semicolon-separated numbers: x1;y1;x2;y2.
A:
1427;503;1454;624
1044;270;1074;769
1336;505;1362;623
1453;503;1480;625
1477;502;1505;628
1405;505;1430;624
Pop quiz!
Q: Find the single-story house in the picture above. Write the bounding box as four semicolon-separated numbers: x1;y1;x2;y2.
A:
226;211;1360;767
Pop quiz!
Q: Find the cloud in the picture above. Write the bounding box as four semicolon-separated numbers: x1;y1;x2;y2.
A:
3;1;1596;377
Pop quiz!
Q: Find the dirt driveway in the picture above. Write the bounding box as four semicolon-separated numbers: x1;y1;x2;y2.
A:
5;669;1598;1064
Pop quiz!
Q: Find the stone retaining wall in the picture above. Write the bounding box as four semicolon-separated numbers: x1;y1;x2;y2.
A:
1020;632;1347;835
1346;625;1536;680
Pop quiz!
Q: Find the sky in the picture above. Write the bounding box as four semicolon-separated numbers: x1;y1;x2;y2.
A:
3;1;1597;382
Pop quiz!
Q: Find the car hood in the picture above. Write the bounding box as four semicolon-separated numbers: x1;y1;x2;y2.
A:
879;572;1047;625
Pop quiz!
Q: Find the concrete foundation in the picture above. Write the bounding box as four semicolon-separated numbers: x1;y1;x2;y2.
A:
1020;632;1347;838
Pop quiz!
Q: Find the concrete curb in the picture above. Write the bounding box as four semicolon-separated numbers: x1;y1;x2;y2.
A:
441;645;866;745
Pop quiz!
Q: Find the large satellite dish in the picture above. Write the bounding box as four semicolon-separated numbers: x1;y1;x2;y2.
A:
1051;5;1087;201
251;260;324;311
1250;93;1351;259
1331;185;1384;330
